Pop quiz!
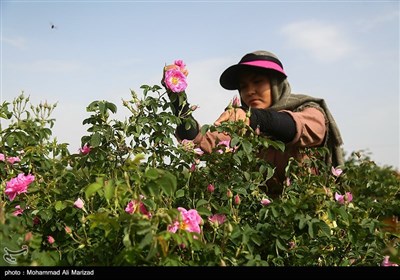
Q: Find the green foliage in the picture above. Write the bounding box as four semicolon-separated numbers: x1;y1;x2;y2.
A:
0;89;399;266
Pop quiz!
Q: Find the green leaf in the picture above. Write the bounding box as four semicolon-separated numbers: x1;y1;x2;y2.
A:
54;201;67;212
197;206;212;217
103;179;114;201
132;153;145;165
122;233;131;247
318;221;332;237
307;221;315;238
90;132;101;147
251;235;262;246
175;189;185;198
139;232;153;249
200;124;209;135
145;168;159;180
242;140;252;154
271;206;279;218
337;207;349;225
196;199;209;208
106;102;117;113
230;136;240;147
85;179;103;199
159;171;177;197
275;238;287;251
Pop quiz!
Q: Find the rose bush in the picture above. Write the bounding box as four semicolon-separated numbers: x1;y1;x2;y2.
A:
0;62;399;266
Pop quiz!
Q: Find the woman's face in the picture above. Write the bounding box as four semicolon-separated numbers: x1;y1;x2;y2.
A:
238;70;272;109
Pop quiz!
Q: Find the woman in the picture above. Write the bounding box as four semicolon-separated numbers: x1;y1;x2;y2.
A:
167;50;344;195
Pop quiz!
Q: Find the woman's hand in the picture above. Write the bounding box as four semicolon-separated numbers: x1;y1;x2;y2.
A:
214;108;249;126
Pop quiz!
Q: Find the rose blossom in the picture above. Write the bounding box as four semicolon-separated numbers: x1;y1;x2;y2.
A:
167;207;202;234
164;69;187;93
47;235;55;244
334;192;353;205
331;166;343;177
74;198;85;209
5;173;35;201
0;153;21;164
261;198;271;206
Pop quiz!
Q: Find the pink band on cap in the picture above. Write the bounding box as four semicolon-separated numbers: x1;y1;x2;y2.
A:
241;60;286;76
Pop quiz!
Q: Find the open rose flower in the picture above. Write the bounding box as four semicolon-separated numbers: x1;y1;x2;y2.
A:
5;173;35;201
331;166;343;177
164;69;187;93
163;60;188;93
0;153;21;164
335;192;353;205
167;207;202;234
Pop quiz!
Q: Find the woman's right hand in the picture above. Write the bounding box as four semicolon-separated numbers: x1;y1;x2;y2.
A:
214;108;249;126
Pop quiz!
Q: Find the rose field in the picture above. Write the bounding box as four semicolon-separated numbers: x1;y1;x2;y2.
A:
1;80;399;267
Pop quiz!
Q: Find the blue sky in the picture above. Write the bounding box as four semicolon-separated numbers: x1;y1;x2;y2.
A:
1;0;399;170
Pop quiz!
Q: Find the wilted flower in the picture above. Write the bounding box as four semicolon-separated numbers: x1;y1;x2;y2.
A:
323;186;332;196
208;214;227;227
125;199;151;218
12;205;24;216
25;232;33;242
5;173;35;201
79;144;91;155
181;139;204;155
125;200;136;214
33;216;41;225
190;105;199;112
181;139;195;150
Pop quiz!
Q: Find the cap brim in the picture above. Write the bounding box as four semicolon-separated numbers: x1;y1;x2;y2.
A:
219;61;287;90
